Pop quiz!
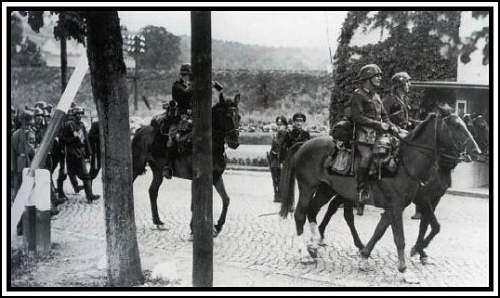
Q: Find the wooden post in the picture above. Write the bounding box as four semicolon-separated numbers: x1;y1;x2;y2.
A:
133;55;139;112
61;36;68;93
191;11;213;287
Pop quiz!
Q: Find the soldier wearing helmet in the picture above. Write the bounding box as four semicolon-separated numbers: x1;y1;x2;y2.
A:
33;107;47;146
61;105;100;203
11;110;36;196
351;64;396;206
382;72;415;130
268;115;289;202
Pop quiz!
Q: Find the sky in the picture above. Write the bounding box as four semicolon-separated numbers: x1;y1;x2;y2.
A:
118;11;348;49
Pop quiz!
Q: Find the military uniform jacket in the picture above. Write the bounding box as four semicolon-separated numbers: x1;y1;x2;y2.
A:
11;127;36;173
172;79;193;116
284;128;310;152
351;88;390;144
270;129;288;164
62;120;91;159
382;93;411;129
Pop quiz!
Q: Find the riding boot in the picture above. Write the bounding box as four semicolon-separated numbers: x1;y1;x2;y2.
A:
83;179;100;203
56;176;68;201
162;142;176;179
356;167;370;206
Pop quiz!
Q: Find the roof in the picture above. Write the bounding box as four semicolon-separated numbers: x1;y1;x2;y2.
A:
411;81;489;90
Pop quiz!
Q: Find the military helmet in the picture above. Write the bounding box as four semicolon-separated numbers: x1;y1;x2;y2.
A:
34;101;47;109
275;115;288;126
292;112;306;122
180;63;192;75
71;106;85;115
357;64;383;82
34;107;44;117
44;103;53;115
391;72;411;86
21;109;34;122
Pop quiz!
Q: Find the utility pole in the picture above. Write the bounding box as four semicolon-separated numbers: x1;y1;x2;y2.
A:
191;11;213;287
124;34;145;112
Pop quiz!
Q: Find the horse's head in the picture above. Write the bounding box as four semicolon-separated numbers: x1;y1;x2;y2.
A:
213;93;241;149
437;105;481;158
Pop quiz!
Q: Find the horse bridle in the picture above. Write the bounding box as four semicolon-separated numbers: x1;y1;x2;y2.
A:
213;106;239;138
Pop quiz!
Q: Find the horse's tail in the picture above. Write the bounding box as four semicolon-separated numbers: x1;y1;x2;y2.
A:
279;143;302;218
131;126;149;178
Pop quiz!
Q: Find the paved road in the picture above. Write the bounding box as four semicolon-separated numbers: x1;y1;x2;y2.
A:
51;169;490;287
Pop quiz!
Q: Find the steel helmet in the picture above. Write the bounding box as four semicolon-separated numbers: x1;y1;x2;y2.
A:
34;101;47;110
180;63;192;75
34;107;44;117
357;64;383;82
391;72;411;86
71;106;85;115
275;115;288;126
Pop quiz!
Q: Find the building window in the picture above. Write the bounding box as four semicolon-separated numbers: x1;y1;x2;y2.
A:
456;99;467;117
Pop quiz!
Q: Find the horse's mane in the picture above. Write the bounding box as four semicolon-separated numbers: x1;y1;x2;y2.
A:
404;113;436;142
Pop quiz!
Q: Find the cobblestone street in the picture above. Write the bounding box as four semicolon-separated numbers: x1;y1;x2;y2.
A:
13;169;491;287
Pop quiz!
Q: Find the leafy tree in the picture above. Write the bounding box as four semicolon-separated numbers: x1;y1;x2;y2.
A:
10;13;45;67
329;11;466;126
138;25;181;70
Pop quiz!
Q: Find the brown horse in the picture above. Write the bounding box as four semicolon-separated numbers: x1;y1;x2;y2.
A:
131;93;241;235
315;114;483;264
279;110;480;276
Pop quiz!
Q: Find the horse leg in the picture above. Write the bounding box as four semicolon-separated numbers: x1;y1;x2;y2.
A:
390;207;407;273
318;196;341;242
294;184;316;260
421;211;441;253
213;176;229;236
343;201;365;250
307;183;334;248
148;167;164;226
360;209;392;258
410;202;432;260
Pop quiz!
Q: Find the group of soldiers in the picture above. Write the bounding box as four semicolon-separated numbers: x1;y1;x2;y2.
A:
268;64;421;218
268;112;311;202
11;101;99;216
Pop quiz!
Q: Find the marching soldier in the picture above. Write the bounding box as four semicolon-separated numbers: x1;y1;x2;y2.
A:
283;112;311;151
351;64;397;207
268;115;289;202
62;106;99;203
11;110;36;198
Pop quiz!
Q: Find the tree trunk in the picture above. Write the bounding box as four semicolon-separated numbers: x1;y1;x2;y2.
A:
85;11;143;286
191;11;213;287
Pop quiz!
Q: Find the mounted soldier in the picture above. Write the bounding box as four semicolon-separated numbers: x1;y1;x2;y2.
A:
268;115;289;202
351;64;397;207
152;63;224;179
11;110;36;198
62;106;99;203
382;72;416;131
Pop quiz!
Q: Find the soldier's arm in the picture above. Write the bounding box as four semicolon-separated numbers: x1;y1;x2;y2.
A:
351;94;382;129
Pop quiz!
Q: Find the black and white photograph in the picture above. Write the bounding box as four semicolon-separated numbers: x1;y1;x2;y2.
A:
2;3;497;294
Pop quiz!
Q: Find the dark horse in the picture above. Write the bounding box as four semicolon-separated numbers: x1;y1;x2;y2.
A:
131;93;241;235
314;112;483;264
279;108;479;277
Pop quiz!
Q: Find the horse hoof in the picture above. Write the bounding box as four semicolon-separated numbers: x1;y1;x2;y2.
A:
307;245;318;259
410;246;418;257
400;270;420;284
359;248;370;259
212;227;219;238
153;220;164;226
317;238;327;247
420;256;434;265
